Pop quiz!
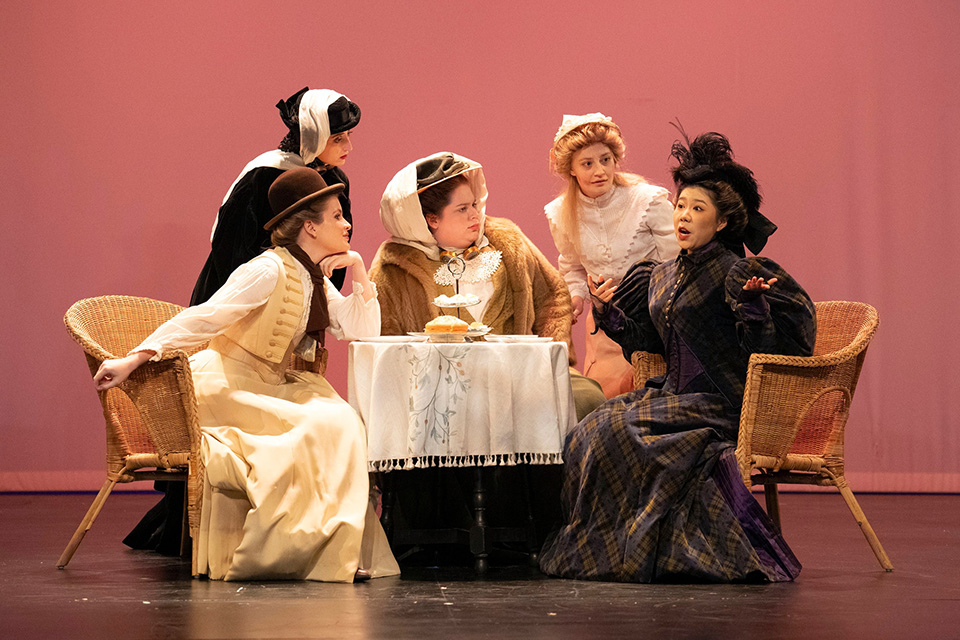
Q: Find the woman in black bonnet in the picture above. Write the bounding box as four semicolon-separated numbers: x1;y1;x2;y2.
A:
539;128;817;583
191;87;361;304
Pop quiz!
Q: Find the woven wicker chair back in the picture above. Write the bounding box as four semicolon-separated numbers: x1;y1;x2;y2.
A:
64;296;201;473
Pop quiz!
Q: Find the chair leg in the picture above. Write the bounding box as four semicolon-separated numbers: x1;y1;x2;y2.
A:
836;482;894;571
180;480;190;557
763;484;782;533
192;526;200;577
57;478;117;569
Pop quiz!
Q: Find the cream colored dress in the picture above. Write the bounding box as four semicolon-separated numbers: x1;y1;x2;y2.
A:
135;251;400;582
545;182;679;398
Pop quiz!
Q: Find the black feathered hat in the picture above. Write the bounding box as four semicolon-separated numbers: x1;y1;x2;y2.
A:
669;124;777;256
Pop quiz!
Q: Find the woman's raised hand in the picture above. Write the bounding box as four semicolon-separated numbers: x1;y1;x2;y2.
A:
588;275;617;304
742;276;778;293
92;351;154;391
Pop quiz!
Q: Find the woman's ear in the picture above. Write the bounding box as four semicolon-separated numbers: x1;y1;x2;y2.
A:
425;214;440;231
303;219;318;238
716;217;728;232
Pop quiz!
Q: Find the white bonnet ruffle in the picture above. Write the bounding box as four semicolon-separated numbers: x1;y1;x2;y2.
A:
553;112;618;145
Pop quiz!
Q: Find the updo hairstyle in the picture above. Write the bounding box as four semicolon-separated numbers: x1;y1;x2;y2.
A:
670;130;759;251
269;193;339;247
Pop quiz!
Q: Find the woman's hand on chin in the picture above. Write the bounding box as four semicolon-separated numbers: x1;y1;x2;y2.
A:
319;251;376;301
318;251;363;278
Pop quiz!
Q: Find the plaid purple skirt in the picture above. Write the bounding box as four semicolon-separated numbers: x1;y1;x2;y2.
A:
539;388;801;582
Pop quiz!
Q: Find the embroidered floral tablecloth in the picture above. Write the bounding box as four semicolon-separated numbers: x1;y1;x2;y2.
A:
348;341;575;472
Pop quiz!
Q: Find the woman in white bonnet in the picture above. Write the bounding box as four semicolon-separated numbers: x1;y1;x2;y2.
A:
546;113;679;398
369;152;606;549
371;151;606;422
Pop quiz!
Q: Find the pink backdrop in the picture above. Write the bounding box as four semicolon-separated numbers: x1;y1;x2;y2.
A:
2;1;957;492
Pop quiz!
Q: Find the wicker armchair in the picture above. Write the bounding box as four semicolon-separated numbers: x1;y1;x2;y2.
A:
736;301;891;570
630;350;666;389
632;301;892;571
59;295;205;574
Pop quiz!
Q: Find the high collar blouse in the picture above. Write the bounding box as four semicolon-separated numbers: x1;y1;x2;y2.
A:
545;181;679;301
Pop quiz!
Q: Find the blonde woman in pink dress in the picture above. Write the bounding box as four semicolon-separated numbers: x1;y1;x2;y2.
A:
546;113;680;398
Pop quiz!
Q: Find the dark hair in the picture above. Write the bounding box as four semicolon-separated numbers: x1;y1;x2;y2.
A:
678;181;748;240
269;193;338;247
670;127;761;252
418;174;469;218
277;87;308;154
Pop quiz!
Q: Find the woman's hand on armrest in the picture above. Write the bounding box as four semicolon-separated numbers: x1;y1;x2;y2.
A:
93;351;155;391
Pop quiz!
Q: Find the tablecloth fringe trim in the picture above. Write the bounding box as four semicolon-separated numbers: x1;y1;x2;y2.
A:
368;452;563;472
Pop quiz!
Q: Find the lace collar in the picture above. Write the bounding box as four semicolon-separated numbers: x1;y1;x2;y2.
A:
433;248;503;286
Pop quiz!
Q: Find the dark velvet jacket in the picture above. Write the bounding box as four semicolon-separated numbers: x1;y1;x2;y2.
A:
190;165;351;305
595;240;816;409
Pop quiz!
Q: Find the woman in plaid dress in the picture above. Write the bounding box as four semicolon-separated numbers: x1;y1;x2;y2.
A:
539;130;816;582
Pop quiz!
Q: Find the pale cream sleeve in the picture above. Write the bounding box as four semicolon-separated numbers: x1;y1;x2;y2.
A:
133;258;279;360
325;279;381;341
646;193;681;262
546;209;590;301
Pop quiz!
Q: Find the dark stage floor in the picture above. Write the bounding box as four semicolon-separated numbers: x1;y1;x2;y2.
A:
1;492;958;639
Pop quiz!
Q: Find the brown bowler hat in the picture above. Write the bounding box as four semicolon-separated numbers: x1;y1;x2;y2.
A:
264;167;345;231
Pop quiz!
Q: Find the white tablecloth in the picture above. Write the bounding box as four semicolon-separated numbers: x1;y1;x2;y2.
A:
348;340;576;472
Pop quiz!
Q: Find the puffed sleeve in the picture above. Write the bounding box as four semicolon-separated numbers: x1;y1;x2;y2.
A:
593;259;663;360
545;205;590;302
724;257;816;357
191;167;284;306
325;278;381;340
135;257;279;359
644;191;681;262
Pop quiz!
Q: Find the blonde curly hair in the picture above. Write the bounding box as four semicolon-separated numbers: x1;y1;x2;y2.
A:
550;121;646;252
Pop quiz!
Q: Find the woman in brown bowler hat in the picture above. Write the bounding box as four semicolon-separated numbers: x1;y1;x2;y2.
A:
95;168;399;582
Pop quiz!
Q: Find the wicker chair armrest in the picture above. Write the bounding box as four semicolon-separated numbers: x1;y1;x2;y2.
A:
630;351;667;390
148;340;209;361
117;350;201;466
64;319;117;362
749;306;878;368
749;345;859;369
